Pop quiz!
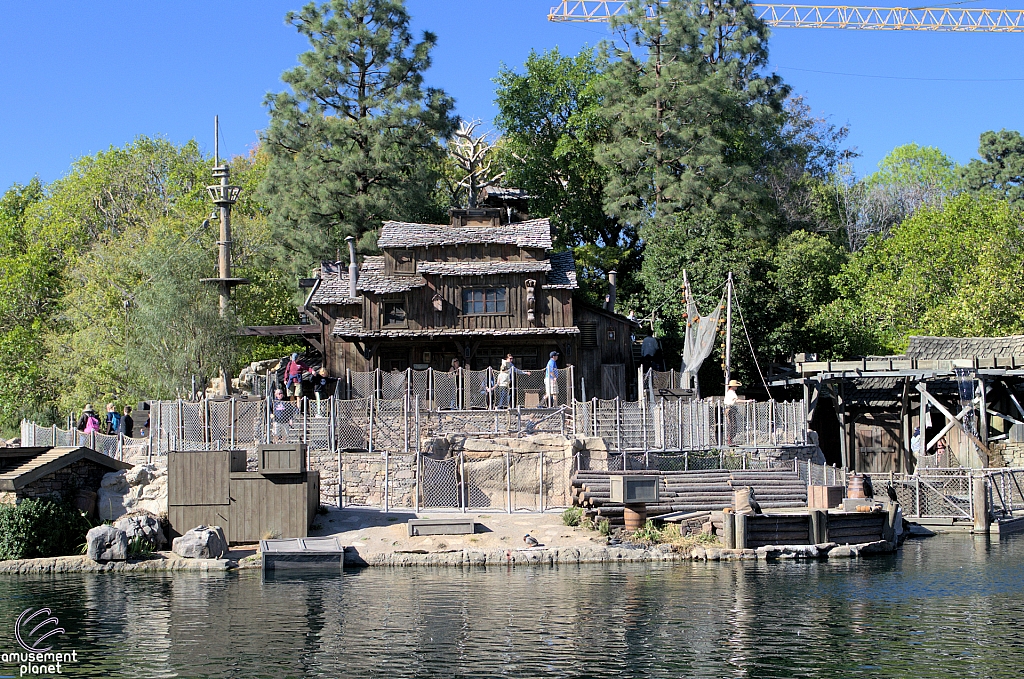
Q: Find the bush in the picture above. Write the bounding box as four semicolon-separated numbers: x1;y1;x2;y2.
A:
0;499;92;561
562;507;583;527
598;519;611;536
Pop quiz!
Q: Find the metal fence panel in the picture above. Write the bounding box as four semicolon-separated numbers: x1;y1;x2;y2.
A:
420;456;460;508
510;452;540;511
464;452;507;510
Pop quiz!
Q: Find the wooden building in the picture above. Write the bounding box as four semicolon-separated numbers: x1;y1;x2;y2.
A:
304;208;638;399
775;335;1024;472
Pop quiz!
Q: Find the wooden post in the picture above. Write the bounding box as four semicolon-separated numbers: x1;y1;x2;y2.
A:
919;380;929;459
979;377;989;450
836;381;850;470
899;377;911;474
723;512;736;549
809;510;822;545
734;512;747;550
973;475;990;534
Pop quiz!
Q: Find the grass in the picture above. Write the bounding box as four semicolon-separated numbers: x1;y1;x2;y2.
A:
561;507;583;527
627;520;720;550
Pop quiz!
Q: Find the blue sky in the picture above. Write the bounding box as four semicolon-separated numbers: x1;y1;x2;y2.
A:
1;0;1023;192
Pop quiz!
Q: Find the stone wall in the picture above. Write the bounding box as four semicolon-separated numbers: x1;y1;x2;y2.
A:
15;459;111;503
309;449;339;507
0;491;16;505
988;442;1024;468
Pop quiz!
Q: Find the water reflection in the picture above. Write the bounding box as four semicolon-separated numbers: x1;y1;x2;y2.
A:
0;536;1022;678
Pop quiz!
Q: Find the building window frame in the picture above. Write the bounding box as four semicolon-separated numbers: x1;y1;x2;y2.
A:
382;296;409;328
393;249;416;275
461;287;508;316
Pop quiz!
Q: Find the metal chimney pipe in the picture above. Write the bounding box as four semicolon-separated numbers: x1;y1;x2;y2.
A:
346;235;358;299
606;270;618;311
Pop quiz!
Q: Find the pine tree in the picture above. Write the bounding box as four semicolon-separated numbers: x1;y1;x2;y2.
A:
261;0;456;272
596;0;787;232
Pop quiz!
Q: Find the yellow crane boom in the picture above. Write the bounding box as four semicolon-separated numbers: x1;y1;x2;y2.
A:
548;1;1024;32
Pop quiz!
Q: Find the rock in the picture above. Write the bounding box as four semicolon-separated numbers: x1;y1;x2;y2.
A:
172;525;227;559
114;511;167;549
97;463;168;521
86;525;128;562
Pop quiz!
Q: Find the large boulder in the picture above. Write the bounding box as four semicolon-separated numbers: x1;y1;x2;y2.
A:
86;525;128;562
97;463;168;521
172;525;227;559
114;511;167;549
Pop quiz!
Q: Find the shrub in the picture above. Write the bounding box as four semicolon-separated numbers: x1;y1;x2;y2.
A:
598;519;611;536
562;507;583;527
0;498;92;561
631;519;663;543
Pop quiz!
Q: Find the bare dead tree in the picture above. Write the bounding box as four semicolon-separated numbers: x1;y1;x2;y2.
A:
448;120;505;207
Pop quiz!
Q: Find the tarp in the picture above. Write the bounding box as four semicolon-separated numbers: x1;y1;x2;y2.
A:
682;288;724;375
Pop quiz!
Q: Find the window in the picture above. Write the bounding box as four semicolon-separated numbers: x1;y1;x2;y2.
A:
462;288;507;315
393;250;415;275
383;299;408;327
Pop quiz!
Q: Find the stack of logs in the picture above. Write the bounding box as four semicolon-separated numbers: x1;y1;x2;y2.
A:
572;469;808;527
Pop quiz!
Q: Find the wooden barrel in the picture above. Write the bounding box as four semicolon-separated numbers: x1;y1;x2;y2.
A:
847;474;866;499
623;504;647;531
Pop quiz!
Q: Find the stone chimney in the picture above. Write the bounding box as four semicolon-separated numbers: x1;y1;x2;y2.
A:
346;235;358;299
605;270;618;311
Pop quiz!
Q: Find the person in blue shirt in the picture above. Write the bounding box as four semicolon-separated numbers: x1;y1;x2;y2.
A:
544;351;560;408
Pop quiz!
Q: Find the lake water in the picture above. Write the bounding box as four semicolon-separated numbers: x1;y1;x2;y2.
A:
1;535;1023;678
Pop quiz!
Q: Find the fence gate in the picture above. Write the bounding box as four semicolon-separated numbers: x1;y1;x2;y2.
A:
420;456;460;508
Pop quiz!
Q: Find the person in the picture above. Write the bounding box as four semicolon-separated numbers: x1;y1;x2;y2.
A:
104;402;121;435
544;351;560;408
312;367;330;416
284;353;305;402
120;406;134;438
448;358;461;409
76;404;96;432
496;353;530;409
724;379;742;444
640;335;663;372
724;379;741;406
272;388;291;441
82;408;101;435
910;426;923;456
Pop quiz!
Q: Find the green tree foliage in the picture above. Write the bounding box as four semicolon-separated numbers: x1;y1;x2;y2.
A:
0;138;296;429
127;227;238;398
814;195;1024;355
0;180;56;429
962;129;1024;205
494;48;635;304
597;0;787;232
261;0;457;274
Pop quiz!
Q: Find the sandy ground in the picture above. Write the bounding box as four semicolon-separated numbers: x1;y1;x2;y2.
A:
308;506;603;559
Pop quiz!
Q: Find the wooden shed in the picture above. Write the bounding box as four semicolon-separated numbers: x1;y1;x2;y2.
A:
167;447;319;544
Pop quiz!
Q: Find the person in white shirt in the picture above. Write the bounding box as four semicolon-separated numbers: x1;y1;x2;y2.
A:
724;380;742;443
724;380;741;405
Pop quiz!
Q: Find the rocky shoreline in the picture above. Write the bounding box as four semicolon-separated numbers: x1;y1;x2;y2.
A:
0;540;896;574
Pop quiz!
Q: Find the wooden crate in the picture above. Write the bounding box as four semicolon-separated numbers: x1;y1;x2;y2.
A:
808;485;844;509
257;444;307;475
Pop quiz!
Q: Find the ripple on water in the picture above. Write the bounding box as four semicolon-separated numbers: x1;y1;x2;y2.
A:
0;535;1022;678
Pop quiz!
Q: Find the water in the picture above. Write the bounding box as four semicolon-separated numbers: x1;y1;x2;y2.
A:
1;535;1023;678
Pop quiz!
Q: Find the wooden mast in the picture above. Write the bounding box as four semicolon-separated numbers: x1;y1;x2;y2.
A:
724;272;733;395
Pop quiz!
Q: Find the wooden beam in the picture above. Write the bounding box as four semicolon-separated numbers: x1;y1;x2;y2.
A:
916;383;990;461
899;377;911;474
927;406;970;450
238;325;320;337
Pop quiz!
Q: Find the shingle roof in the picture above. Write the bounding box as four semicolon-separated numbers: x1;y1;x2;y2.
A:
332;317;365;335
378;218;553;249
356;256;427;294
545;251;578;289
417;260;551;276
906;335;1024;360
311;257;425;303
0;447;131;492
333;326;580;339
308;273;362;305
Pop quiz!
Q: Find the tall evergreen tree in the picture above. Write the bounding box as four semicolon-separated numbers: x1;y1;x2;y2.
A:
261;0;457;273
596;0;787;233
